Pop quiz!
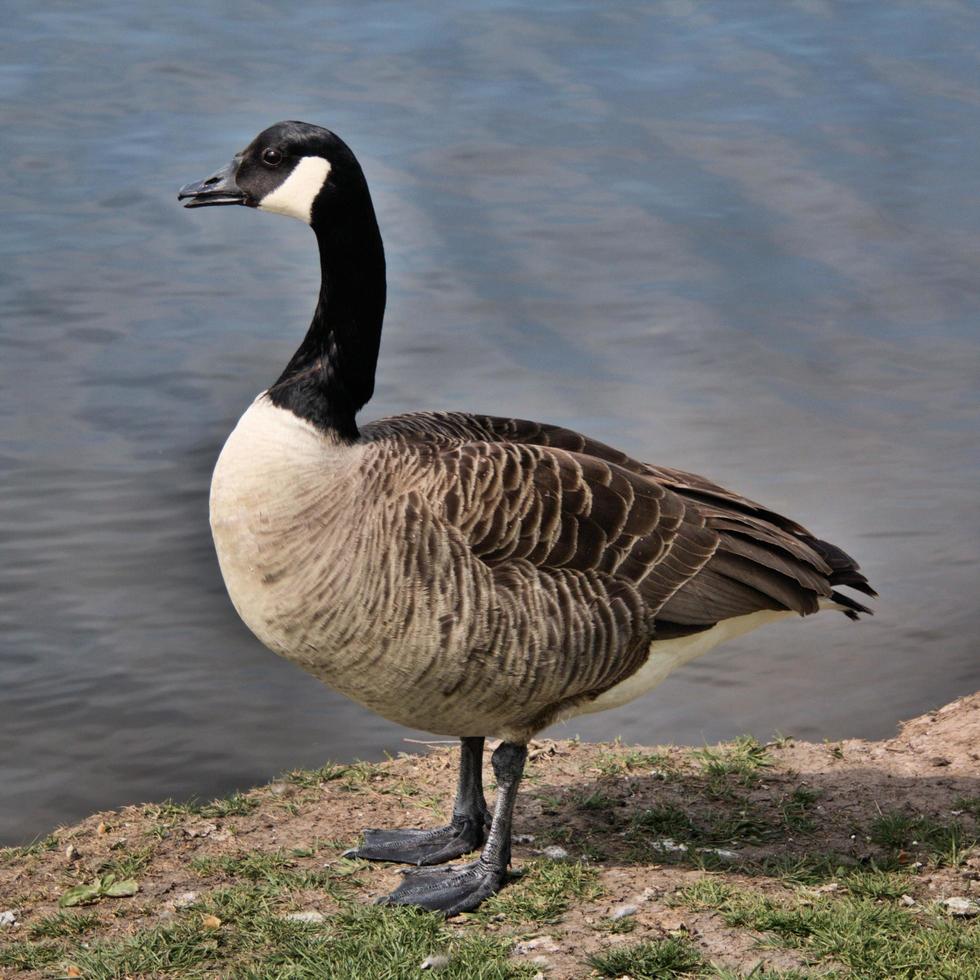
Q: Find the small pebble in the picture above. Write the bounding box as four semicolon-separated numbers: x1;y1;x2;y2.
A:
541;845;569;861
900;894;916;907
420;954;450;970
652;838;688;854
0;910;17;928
513;936;560;955
813;883;840;894
173;891;198;908
284;910;325;923
610;904;638;920
183;823;217;839
268;782;289;796
513;834;536;844
941;897;979;917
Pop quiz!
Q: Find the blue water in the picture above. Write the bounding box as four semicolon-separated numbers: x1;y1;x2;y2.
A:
1;1;978;844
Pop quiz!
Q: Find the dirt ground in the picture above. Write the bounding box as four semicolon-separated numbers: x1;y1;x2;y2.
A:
1;692;978;978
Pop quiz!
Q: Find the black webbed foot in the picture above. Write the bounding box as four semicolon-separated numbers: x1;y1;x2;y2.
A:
345;815;486;866
374;741;528;916
377;858;505;915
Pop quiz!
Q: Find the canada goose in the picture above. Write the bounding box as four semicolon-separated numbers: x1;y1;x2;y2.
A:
178;121;875;915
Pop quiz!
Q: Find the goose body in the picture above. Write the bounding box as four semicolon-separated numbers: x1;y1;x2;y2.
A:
180;121;874;913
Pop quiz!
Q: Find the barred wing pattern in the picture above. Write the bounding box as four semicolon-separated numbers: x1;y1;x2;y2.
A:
364;410;875;636
356;410;874;734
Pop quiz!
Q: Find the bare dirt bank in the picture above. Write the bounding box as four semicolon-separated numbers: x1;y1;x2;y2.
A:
1;693;978;978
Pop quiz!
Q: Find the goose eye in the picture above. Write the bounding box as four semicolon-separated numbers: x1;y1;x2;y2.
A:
261;147;283;166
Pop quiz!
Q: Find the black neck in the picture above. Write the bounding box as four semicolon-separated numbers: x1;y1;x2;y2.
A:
267;197;386;441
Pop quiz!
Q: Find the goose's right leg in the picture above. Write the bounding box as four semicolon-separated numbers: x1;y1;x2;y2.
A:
346;736;490;866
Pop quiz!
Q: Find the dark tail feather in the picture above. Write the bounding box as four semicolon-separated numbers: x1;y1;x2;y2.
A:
804;535;878;599
830;589;873;621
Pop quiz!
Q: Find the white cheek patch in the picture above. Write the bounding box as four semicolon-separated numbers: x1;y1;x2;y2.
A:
258;156;331;224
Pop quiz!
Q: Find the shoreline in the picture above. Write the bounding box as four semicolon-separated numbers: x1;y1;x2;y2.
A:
2;693;978;977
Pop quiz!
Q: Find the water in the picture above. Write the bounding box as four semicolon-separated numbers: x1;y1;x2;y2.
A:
2;1;978;845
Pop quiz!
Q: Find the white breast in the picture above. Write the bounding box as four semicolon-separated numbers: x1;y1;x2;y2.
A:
209;394;361;656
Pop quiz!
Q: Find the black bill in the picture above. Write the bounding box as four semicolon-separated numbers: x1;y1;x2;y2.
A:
177;159;246;208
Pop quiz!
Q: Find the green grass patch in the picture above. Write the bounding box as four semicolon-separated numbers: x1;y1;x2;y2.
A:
284;760;386;791
693;735;772;794
709;969;814;979
199;791;259;818
69;892;533;979
476;858;602;924
0;832;60;864
573;789;620;813
840;868;914;900
28;909;100;939
953;797;980;820
779;786;821;832
869;810;976;867
0;940;65;971
676;877;980;979
141;790;259;825
190;849;365;898
629;798;775;852
631;803;698;840
594;745;680;779
101;843;156;878
590;936;704;978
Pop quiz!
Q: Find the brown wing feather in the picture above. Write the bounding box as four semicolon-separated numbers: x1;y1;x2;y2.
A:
362;411;874;628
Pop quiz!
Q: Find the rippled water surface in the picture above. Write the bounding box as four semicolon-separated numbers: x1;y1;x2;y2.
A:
2;1;979;843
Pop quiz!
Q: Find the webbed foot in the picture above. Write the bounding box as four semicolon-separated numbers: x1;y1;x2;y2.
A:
374;740;528;916
377;858;505;915
345;815;486;866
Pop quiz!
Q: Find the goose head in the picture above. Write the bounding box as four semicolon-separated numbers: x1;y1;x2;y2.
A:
179;121;386;439
178;120;367;227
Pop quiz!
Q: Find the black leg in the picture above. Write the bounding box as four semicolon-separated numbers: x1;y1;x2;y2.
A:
378;740;528;915
347;736;491;866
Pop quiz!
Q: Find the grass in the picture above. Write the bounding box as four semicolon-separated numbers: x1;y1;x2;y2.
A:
67;895;533;979
676;876;980;979
953;797;980;820
779;786;821;832
869;810;977;867
594;744;681;779
100;843;156;878
628;798;776;852
28;910;101;939
284;760;386;791
476;858;602;924
0;940;65;971
190;849;366;898
141;790;259;825
693;735;772;794
0;832;59;864
573;789;621;813
590;936;704;978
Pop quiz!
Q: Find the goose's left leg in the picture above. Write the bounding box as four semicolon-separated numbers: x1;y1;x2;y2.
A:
377;740;527;915
347;736;490;866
